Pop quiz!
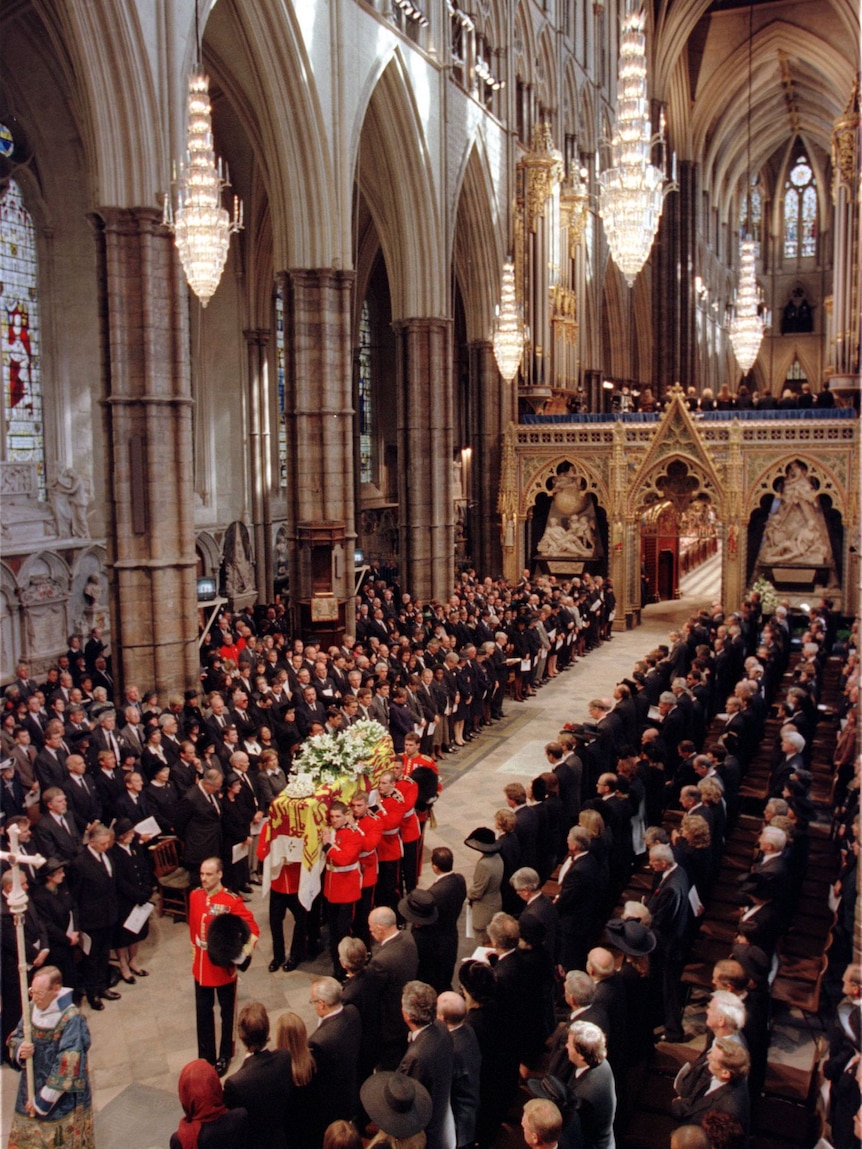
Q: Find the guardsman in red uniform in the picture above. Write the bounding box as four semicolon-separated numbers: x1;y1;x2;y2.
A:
375;770;405;909
321;799;362;977
189;855;260;1075
257;820;317;972
392;757;421;894
401;732;442;881
348;789;383;945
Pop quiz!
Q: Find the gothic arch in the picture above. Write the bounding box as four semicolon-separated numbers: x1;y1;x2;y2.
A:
745;455;846;520
521;456;609;518
535;26;558;119
351;50;444;318
205;0;336;270
196;531;223;580
630;454;723;520
452;138;501;342
0;563;22;682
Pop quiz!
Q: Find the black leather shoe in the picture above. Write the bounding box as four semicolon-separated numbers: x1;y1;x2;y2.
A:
214;1058;229;1077
102;989;122;1001
87;995;104;1011
268;959;282;973
120;973;136;985
282;958;298;972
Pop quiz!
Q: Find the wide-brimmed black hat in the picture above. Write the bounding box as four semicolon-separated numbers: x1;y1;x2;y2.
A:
360;1072;432;1139
526;1074;572;1109
113;818;136;839
398;888;439;925
459;959;496;1005
42;856;67;877
602;917;656;957
206;912;252;968
464;827;501;854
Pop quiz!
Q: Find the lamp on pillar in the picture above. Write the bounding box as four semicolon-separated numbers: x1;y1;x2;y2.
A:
729;0;768;374
597;1;671;286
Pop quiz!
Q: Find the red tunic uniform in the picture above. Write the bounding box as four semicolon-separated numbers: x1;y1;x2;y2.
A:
401;752;441;824
376;791;406;862
395;777;421;844
322;824;363;904
189;886;260;987
355;810;383;888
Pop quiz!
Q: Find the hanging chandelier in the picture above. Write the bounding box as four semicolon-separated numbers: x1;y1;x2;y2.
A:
163;72;243;307
729;239;766;372
492;259;524;383
729;0;767;373
598;3;670;286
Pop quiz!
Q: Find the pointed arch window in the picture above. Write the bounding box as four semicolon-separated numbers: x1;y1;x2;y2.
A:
739;175;763;259
783;155;817;260
1;180;45;498
358;299;373;485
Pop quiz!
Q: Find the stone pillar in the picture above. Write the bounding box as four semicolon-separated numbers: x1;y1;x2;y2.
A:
282;269;356;609
244;328;273;598
831;82;860;376
468;340;507;576
394;317;453;600
93;208;198;699
653;160;697;389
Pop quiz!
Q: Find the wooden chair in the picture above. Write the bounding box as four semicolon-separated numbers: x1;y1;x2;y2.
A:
149;837;190;921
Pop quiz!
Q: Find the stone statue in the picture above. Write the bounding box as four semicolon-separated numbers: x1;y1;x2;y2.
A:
757;462;833;566
224;524;255;598
49;468;90;538
536;470;600;558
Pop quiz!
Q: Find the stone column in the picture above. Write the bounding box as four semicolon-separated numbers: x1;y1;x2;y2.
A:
394;317;453;600
244;328;273;598
93;207;198;699
282;269;356;603
652;160;697;389
831;82;860;376
468;340;507;576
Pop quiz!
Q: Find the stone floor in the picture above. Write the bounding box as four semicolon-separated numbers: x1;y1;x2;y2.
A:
1;583;738;1146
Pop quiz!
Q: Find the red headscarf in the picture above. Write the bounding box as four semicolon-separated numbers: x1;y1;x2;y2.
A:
175;1060;228;1149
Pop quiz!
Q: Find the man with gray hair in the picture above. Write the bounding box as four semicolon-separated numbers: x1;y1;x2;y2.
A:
546;971;609;1084
400;981;455;1149
368;904;419;1067
309;975;362;1127
437;991;481;1149
512;866;559;960
646;843;692;1043
556;825;600;972
770;728;806;795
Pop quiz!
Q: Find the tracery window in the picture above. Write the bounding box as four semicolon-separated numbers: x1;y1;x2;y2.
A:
358;299;373;485
783;155;817;260
275;283;287;488
0;179;45;497
739;176;762;259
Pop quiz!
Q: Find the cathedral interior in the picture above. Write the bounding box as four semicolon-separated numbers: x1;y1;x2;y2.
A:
0;0;859;691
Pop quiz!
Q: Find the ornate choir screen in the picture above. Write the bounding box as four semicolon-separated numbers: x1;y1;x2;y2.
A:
504;387;859;623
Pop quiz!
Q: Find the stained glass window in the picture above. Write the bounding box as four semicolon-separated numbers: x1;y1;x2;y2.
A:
784;156;816;260
739;176;762;259
275;282;287;488
1;180;45;498
358;299;373;485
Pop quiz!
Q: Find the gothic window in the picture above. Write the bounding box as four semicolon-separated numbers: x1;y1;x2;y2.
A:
739;176;762;258
783;155;817;260
0;180;45;498
358;299;373;485
275;283;287;488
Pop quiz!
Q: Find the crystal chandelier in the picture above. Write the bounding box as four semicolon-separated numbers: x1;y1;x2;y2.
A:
729;1;767;373
163;72;243;307
492;259;524;382
598;4;670;286
729;239;766;372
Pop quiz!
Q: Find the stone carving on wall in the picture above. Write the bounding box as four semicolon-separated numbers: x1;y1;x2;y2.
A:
756;461;834;566
274;524;289;592
223;522;256;599
536;468;600;558
48;468;91;538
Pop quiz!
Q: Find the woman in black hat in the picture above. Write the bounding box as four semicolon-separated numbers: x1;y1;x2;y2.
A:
398;889;439;986
360;1071;432;1149
602;914;657;1066
111;819;154;982
464;828;503;946
220;773;252;897
460;960;509;1148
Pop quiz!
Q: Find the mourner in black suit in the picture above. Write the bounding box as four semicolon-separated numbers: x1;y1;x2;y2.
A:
555;826;600;972
514;870;560;962
399;983;455;1149
645;843;692;1042
427;849;467;992
223;1002;293;1149
33;788;83;863
368;906;419;1068
671;1037;751;1135
63;756;102;834
68;824;120;1009
175;771;224;885
308;978;363;1127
